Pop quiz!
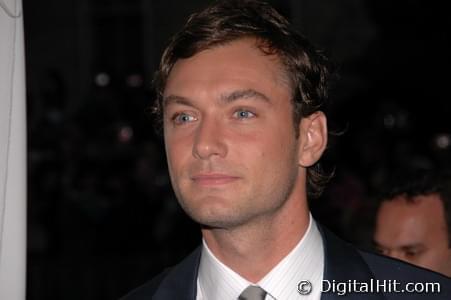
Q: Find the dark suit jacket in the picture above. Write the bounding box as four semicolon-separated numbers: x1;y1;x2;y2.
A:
121;226;451;299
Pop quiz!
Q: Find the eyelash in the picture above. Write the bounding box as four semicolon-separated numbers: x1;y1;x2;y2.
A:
233;109;256;120
405;249;422;257
171;112;197;125
170;108;257;125
375;247;386;255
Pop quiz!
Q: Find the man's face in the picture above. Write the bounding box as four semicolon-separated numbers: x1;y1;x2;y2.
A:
374;194;451;276
162;39;306;229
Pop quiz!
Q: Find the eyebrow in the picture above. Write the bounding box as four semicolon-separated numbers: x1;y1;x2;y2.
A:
163;89;271;108
163;95;192;108
220;89;271;104
372;240;424;251
372;240;383;249
400;244;424;251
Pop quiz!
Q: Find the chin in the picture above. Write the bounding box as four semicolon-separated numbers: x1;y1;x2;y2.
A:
183;204;246;229
177;191;256;226
197;217;246;230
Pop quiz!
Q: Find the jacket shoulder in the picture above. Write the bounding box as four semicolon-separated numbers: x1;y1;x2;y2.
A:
119;246;201;300
359;250;451;299
359;249;450;281
119;269;170;300
319;224;450;299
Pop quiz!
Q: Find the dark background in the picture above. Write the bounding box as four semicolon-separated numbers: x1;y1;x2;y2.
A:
24;0;451;299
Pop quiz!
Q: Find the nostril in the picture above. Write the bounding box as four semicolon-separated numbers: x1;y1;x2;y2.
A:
192;126;227;159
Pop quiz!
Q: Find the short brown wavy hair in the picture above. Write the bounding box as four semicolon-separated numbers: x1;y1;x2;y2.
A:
153;0;334;198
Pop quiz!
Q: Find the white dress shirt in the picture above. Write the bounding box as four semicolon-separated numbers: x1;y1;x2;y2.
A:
196;214;324;299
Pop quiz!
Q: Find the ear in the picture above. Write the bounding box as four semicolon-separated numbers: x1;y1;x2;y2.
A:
297;111;328;167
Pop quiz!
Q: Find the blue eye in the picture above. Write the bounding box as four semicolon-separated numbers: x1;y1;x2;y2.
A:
173;113;196;124
234;110;255;119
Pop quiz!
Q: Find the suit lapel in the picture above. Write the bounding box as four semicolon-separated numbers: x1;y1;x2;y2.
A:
319;226;386;300
151;226;388;300
152;246;201;300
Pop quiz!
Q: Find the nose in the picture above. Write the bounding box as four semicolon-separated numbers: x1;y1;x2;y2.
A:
192;117;227;159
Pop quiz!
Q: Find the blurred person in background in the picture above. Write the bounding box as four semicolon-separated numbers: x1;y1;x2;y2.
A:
373;169;451;277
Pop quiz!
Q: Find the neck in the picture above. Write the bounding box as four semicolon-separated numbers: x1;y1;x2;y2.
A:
201;191;310;283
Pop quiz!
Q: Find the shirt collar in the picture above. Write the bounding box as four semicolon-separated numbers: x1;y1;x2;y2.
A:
197;236;250;299
197;214;324;300
258;216;324;299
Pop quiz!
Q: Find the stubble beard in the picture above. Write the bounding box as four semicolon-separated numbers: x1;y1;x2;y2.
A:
174;162;300;231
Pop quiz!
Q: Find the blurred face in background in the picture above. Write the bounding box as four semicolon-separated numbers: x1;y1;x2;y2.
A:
374;194;451;277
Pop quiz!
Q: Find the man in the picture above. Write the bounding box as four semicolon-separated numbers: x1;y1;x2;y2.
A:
122;1;451;299
374;170;451;277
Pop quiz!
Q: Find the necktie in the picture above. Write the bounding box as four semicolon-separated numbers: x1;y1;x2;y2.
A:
238;285;267;300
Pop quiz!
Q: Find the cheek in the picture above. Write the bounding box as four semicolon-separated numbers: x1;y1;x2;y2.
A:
233;133;272;166
165;135;189;173
263;131;298;162
239;132;297;176
417;252;444;270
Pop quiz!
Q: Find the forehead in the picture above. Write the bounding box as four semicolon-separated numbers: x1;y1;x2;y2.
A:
163;38;291;99
376;194;448;244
